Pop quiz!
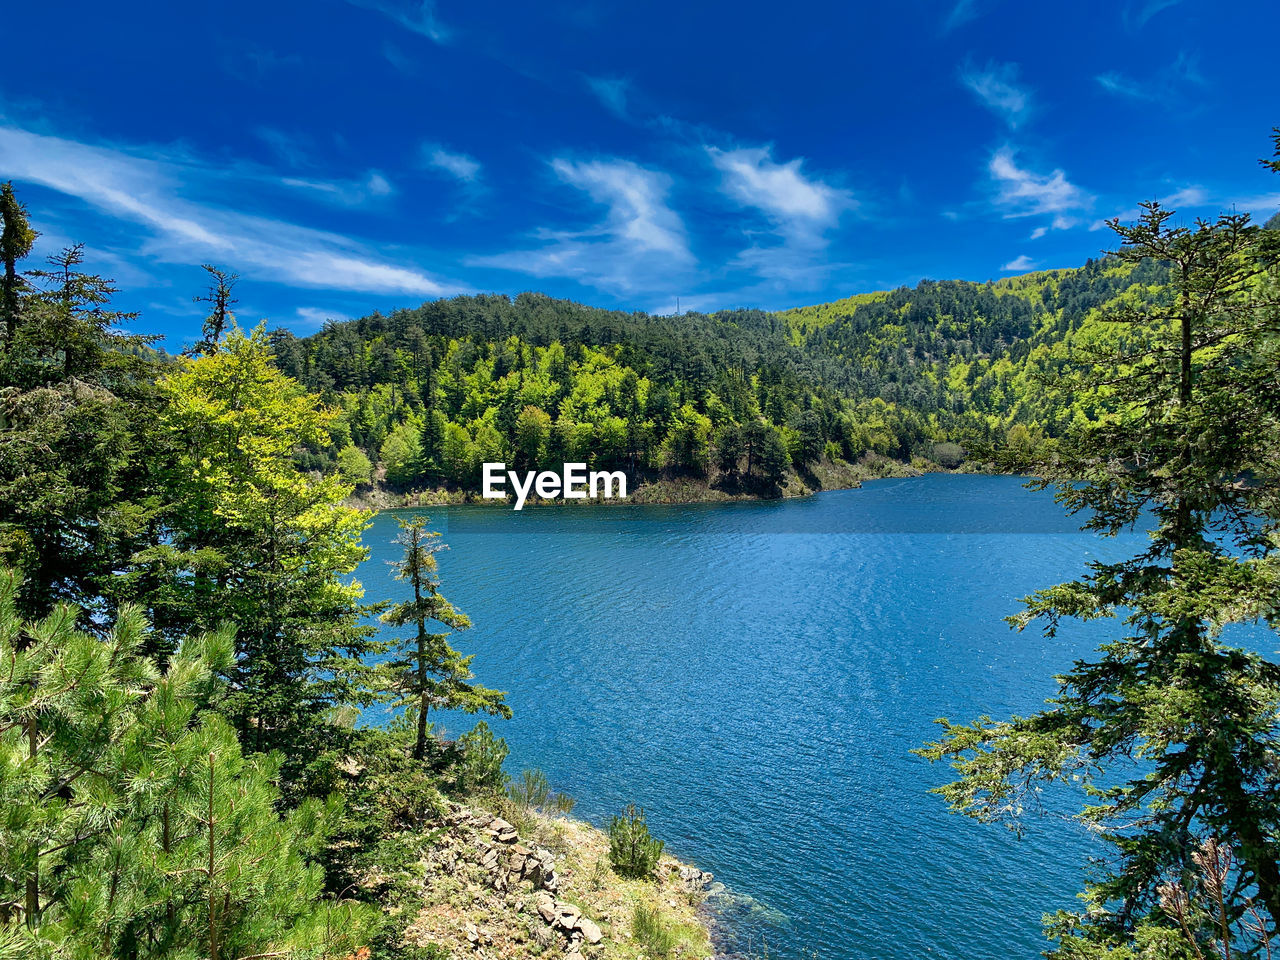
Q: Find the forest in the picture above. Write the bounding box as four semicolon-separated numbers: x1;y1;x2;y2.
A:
263;248;1194;500
1;126;1279;959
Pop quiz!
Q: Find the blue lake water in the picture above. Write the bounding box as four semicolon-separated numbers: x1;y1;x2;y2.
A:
355;474;1154;960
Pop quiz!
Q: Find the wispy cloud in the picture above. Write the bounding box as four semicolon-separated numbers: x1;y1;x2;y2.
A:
1124;0;1184;29
960;60;1032;128
0;123;459;298
295;306;352;328
346;0;450;43
708;144;856;286
1096;52;1204;103
1002;254;1038;271
281;169;395;206
586;76;629;119
471;157;693;294
708;145;854;242
422;144;482;183
988;146;1093;227
381;41;417;74
943;0;981;31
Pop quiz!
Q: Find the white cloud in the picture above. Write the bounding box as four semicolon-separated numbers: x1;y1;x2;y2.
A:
346;0;449;43
1096;53;1204;103
707;144;856;287
281;169;395;205
1126;0;1183;28
1002;254;1037;272
960;60;1032;127
1029;226;1048;240
422;145;482;183
471;157;693;294
0;123;458;298
586;76;629;119
708;145;854;242
989;146;1093;220
944;0;981;31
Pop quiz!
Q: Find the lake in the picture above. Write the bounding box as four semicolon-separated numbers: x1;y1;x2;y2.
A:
357;473;1140;960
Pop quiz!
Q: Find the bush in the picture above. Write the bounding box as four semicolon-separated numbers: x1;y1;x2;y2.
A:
632;904;679;960
508;768;576;815
608;804;664;878
457;721;509;796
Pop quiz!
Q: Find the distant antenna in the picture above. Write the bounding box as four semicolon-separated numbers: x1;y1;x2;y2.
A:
676;296;680;314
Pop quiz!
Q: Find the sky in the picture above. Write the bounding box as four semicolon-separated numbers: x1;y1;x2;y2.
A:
1;0;1278;347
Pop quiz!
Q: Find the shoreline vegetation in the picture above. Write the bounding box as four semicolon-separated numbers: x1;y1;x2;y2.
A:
345;454;994;511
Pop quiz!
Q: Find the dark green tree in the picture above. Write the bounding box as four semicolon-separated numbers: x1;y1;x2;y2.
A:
380;516;510;761
0;181;36;343
919;197;1280;957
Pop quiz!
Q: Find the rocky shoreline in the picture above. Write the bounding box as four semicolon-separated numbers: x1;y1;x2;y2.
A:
382;800;718;960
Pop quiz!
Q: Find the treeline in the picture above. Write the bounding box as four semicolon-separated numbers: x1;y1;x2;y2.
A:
268;295;936;493
268;255;1188;497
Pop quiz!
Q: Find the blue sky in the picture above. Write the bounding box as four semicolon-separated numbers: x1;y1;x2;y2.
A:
1;0;1278;347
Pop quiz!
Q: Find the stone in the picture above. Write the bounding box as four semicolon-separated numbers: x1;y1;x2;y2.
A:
577;917;603;944
553;902;581;931
535;893;556;923
465;922;479;944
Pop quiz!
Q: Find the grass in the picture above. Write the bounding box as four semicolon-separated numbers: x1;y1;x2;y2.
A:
631;903;680;960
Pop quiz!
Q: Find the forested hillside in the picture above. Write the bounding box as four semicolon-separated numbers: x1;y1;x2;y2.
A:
269;254;1175;499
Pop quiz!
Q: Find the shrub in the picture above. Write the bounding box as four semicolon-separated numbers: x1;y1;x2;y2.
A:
508;768;576;815
608;804;664;878
457;721;509;796
632;904;679;960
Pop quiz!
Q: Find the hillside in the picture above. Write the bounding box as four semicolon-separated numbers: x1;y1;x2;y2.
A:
269;257;1168;503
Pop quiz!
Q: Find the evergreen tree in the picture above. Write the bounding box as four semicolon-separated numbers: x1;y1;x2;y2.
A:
919;198;1280;955
0;182;36;343
0;568;376;957
380;516;509;761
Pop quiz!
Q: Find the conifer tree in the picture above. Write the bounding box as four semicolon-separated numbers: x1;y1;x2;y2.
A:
0;182;36;344
0;568;375;957
381;516;510;760
919;183;1280;956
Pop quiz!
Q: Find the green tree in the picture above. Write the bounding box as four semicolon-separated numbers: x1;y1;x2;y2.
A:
918;200;1280;955
380;516;510;761
380;420;423;488
0;181;36;343
143;327;375;765
336;444;374;487
713;422;744;476
0;568;375;956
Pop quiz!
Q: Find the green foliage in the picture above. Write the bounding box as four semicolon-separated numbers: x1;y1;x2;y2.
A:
631;903;679;960
140;326;378;768
918;194;1280;954
378;516;509;760
507;769;576;816
608;804;664;879
0;568;375;958
336;443;374;486
456;721;509;797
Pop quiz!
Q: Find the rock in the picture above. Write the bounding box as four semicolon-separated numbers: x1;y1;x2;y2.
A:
553;902;581;931
465;922;479;944
535;893;556;923
577;917;603;944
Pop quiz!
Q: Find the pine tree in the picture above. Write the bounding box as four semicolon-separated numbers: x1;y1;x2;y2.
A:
919;193;1280;955
0;182;36;344
0;568;376;957
381;516;510;761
